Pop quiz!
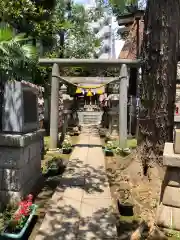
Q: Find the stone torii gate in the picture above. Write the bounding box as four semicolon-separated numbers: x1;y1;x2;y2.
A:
39;58;140;151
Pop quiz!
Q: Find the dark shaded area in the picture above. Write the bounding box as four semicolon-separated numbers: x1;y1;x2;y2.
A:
0;75;5;132
116;218;140;240
23;91;38;123
128;67;137;96
118;200;134;217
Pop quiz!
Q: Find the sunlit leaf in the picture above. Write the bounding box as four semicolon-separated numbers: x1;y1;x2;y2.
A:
22;44;38;59
0;25;13;42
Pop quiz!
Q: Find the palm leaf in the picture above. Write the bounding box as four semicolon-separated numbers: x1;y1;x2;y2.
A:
0;25;38;81
13;33;28;42
0;25;14;42
22;44;38;60
0;44;9;55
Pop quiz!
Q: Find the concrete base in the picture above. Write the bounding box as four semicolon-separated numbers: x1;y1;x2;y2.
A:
156;204;180;231
156;165;180;230
108;113;119;137
174;129;180;154
163;142;180;167
0;130;44;208
156;134;180;231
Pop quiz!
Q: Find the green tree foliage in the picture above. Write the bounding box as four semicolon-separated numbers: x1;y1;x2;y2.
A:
0;0;104;85
0;0;65;45
0;0;48;37
108;0;137;15
0;24;37;81
108;0;146;16
0;0;103;59
64;4;101;58
40;0;104;81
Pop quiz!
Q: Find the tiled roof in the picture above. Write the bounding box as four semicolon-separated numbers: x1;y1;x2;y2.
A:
119;20;144;60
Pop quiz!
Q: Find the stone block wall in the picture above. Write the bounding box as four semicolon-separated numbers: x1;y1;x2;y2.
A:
0;130;43;207
156;129;180;230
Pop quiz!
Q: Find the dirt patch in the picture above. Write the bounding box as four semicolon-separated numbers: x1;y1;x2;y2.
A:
105;152;164;239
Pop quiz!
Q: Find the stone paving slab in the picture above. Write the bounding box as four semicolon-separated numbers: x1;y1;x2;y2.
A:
36;187;82;240
78;198;116;240
35;126;117;240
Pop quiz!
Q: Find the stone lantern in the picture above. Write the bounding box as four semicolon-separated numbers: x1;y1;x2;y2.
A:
61;84;73;112
60;84;73;134
107;85;119;137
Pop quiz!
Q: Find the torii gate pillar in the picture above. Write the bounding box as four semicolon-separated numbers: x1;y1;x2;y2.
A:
49;63;60;151
119;64;128;149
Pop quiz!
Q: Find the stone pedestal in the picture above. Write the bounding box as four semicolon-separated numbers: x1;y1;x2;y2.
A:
107;94;119;137
156;129;180;230
0;130;44;208
60;84;73;135
63;110;72;135
108;111;119;137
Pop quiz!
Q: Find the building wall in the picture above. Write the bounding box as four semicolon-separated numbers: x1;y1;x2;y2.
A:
84;1;120;59
90;13;116;59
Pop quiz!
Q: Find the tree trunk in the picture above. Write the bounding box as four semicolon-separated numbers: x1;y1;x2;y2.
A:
138;0;180;175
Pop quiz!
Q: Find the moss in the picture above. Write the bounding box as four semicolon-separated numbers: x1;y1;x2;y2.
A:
127;139;137;149
44;136;50;150
112;139;137;149
165;229;180;239
120;215;141;223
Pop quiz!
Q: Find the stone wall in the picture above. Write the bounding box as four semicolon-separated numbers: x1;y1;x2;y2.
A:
0;130;43;208
156;129;180;230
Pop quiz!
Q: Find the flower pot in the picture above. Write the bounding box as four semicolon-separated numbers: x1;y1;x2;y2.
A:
62;148;72;154
117;200;134;216
104;149;114;156
1;204;38;239
48;167;60;176
45;158;66;177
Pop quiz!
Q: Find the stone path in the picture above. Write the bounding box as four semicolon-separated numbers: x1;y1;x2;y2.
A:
35;126;117;240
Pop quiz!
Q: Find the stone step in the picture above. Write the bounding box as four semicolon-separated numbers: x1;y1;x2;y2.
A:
163;142;180;167
78;112;103;125
162;185;180;208
156;203;180;230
